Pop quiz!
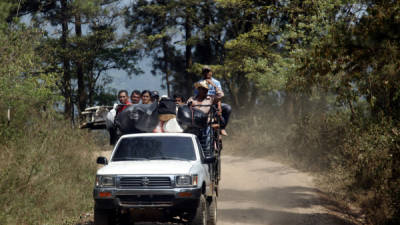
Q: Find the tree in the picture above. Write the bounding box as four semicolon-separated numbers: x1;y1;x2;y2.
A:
18;0;140;120
125;0;198;97
0;24;59;139
213;0;344;113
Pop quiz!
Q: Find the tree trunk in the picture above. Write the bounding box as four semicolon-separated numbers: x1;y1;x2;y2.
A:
75;12;86;117
88;76;95;107
87;60;96;106
202;0;213;64
184;10;194;97
61;0;72;119
162;38;171;97
165;68;171;97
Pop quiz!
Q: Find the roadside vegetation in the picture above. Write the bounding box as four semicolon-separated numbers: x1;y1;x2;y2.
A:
0;9;97;225
0;117;98;225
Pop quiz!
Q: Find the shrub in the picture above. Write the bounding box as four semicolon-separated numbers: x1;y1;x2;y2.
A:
0;22;98;225
288;113;400;225
0;115;98;225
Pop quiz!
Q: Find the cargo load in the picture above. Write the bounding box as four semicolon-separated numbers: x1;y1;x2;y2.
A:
115;102;159;133
176;105;208;130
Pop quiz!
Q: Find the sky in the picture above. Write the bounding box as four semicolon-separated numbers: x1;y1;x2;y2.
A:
109;59;166;96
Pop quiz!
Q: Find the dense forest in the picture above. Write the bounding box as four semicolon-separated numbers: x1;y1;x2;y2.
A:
0;0;399;224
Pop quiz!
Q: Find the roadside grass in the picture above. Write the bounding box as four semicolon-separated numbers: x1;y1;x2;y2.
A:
225;108;400;225
0;115;98;225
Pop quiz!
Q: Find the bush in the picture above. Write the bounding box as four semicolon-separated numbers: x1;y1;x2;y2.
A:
343;120;400;225
287;113;400;225
0;23;98;225
0;115;98;225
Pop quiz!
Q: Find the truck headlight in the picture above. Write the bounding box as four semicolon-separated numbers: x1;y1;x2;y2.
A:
96;175;115;187
175;175;198;187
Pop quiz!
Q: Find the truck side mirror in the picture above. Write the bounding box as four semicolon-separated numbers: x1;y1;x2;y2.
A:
204;156;216;164
96;156;108;165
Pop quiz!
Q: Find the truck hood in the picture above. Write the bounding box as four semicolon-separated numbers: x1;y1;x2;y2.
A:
97;160;195;175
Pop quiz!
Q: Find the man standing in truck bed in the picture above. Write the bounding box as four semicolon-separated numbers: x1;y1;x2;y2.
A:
195;66;231;136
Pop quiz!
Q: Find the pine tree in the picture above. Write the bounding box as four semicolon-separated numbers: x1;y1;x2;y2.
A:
16;0;140;120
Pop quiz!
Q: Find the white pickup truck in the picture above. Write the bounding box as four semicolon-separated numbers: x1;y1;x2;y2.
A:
93;133;218;225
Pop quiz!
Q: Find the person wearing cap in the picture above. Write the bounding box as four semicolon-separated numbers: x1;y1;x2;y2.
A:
195;65;224;99
195;65;231;136
151;90;160;103
187;80;222;114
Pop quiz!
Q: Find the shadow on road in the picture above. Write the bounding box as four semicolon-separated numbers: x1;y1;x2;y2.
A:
219;208;354;225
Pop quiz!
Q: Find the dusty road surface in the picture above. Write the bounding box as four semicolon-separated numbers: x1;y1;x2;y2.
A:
216;155;356;225
82;154;357;225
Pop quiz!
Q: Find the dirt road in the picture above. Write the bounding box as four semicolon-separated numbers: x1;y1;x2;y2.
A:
217;155;355;225
82;154;357;225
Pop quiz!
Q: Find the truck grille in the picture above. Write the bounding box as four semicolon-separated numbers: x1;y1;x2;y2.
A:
119;177;172;188
117;195;174;206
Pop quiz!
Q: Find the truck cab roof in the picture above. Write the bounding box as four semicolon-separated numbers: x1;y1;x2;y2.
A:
118;132;197;139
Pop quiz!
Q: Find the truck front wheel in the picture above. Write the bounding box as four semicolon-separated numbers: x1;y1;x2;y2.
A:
188;195;207;225
94;206;116;225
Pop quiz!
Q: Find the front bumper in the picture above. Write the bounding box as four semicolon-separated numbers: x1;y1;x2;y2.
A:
93;187;202;209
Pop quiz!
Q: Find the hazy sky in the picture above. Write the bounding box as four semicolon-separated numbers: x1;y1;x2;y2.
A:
109;61;165;96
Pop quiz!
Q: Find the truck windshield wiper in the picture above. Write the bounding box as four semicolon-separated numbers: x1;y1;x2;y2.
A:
112;157;149;161
148;156;187;161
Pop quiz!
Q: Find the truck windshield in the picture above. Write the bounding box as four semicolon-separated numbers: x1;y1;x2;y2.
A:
112;136;196;161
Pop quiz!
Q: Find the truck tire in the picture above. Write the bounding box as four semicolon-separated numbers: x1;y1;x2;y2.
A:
188;195;207;225
118;212;133;225
94;206;116;225
207;195;217;225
